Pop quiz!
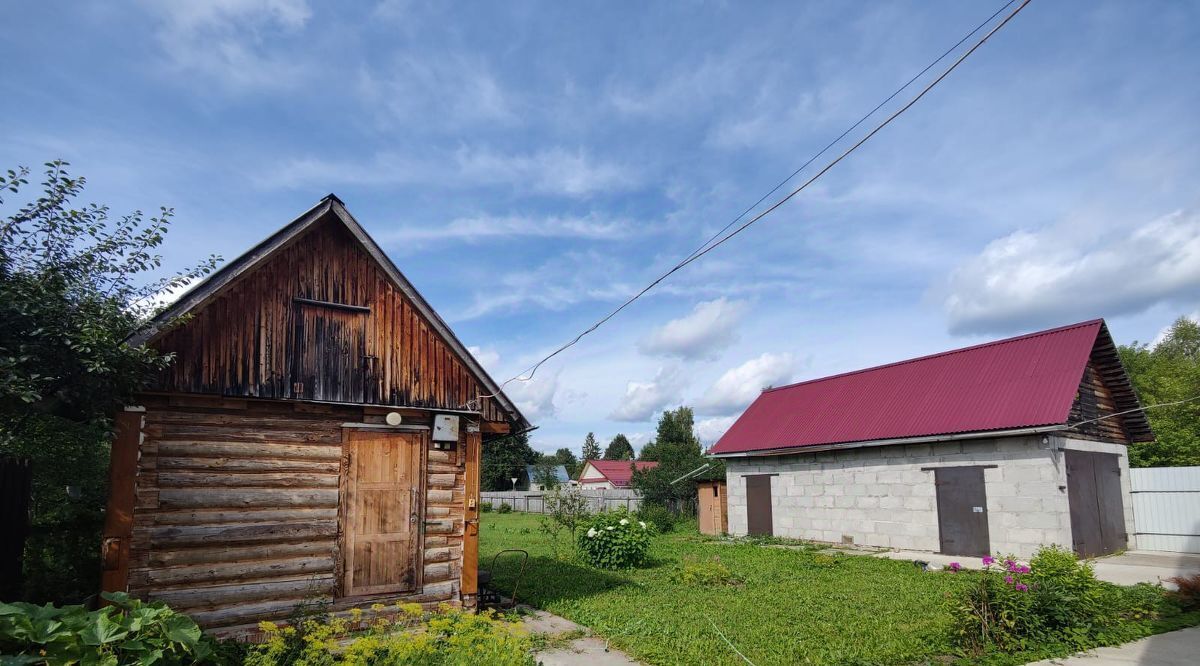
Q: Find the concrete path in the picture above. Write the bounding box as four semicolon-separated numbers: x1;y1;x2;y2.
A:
873;550;1200;588
517;606;641;665
1026;625;1200;665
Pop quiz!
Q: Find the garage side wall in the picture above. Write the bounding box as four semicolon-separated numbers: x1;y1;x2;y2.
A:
726;436;1075;558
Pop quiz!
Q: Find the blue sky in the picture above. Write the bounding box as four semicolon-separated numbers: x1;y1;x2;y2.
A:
3;1;1199;454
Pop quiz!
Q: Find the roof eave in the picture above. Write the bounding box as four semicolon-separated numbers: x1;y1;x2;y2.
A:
709;424;1071;458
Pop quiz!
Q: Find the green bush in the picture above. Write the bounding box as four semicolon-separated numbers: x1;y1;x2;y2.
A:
480;501;493;513
635;503;676;533
0;591;231;665
948;546;1182;656
497;502;513;514
245;603;533;665
577;509;652;570
670;555;742;587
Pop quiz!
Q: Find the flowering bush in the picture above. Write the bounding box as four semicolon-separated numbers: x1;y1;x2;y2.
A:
577;509;652;570
948;545;1179;656
245;603;533;666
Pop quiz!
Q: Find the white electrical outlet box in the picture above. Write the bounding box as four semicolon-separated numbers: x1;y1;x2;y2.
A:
433;414;459;442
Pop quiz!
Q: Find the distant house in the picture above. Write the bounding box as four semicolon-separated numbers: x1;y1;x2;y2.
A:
709;319;1153;559
578;459;659;490
525;464;572;490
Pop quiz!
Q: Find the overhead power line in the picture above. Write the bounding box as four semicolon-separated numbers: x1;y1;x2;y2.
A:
466;0;1034;410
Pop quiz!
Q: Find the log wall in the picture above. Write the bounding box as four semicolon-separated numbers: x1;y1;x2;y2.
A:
124;396;469;634
150;218;506;423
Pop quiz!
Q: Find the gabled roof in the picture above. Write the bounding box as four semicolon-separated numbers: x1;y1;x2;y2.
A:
129;194;528;429
711;319;1152;456
579;459;659;487
525;465;571;484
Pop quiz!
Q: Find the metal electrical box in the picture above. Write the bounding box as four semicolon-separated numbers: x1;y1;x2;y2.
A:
432;414;460;443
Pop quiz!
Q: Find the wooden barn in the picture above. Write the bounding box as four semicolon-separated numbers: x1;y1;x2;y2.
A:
99;195;529;635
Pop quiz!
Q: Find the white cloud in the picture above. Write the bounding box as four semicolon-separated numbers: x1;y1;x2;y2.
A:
455;250;634;320
144;0;312;90
608;365;689;423
454;147;639;197
696;416;737;445
698;353;796;416
941;210;1200;335
255;147;637;198
466;346;500;373
639;298;748;359
357;55;517;127
505;372;559;422
384;212;642;244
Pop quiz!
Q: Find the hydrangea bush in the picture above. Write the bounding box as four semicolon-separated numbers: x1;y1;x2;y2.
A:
577;509;652;569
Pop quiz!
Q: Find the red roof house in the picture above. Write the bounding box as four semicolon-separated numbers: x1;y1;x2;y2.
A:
578;459;659;489
712;319;1152;561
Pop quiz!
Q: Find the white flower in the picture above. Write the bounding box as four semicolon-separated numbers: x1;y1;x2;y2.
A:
606;526;615;531
639;521;647;529
587;528;597;538
620;518;629;526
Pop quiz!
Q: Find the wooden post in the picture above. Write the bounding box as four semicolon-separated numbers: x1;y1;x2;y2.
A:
100;409;143;598
461;431;481;601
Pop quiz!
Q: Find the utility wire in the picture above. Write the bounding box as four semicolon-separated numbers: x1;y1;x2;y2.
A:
466;0;1033;410
1067;395;1200;430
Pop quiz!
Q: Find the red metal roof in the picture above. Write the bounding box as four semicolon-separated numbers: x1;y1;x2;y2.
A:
711;320;1106;455
580;460;659;487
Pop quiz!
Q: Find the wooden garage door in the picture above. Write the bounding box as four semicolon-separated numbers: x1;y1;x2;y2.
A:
342;430;424;597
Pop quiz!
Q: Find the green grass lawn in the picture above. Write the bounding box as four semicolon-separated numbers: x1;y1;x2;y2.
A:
480;512;972;665
480;513;1200;666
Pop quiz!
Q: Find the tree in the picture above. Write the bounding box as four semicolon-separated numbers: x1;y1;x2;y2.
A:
1119;316;1200;467
0;162;220;602
631;406;724;514
604;433;634;460
480;430;538;491
531;458;561;489
552;447;579;478
581;431;601;462
639;407;702;463
537;485;591;559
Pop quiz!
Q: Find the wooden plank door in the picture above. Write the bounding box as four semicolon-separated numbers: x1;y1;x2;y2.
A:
290;302;367;403
745;475;774;536
1066;450;1126;557
341;430;424;597
935;467;991;557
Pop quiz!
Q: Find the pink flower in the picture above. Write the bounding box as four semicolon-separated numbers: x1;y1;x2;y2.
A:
948;562;962;572
1018;565;1031;574
982;556;995;566
1015;583;1028;592
1004;575;1014;584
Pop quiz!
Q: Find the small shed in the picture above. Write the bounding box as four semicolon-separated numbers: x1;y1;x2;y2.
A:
525;464;572;490
696;479;728;535
100;195;529;635
710;319;1153;559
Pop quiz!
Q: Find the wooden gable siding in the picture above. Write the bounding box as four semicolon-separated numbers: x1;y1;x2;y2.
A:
125;397;467;631
1069;359;1130;443
150;218;504;422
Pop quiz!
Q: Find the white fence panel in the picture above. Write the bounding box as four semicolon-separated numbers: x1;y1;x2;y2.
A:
1130;466;1200;553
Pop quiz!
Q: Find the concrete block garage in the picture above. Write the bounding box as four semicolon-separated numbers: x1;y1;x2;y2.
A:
710;320;1153;559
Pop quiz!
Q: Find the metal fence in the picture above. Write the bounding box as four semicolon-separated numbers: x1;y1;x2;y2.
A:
481;489;643;514
1130;466;1200;554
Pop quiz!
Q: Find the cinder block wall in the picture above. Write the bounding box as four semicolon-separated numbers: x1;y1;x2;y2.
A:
725;435;1129;558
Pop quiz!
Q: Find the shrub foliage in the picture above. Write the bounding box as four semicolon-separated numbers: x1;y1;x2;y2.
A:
0;592;229;665
577;509;652;570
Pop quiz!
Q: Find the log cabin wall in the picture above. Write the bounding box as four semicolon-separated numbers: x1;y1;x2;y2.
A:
149;217;505;423
123;395;470;635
